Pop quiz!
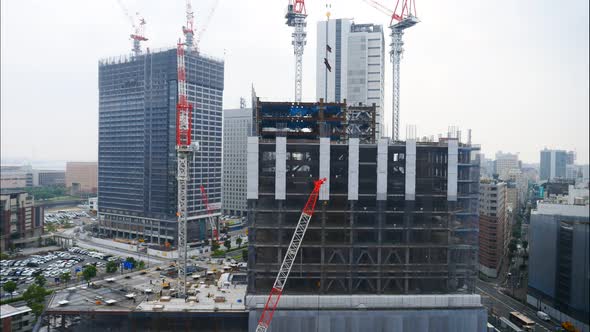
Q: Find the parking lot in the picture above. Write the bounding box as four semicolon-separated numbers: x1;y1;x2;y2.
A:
0;247;130;298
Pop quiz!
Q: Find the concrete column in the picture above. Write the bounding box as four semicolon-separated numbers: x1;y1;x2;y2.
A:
447;139;458;201
275;137;286;200
405;139;416;201
319;137;330;200
348;138;359;201
377;138;389;200
247;137;259;200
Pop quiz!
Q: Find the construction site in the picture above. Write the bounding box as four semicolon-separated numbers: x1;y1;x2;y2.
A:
43;0;490;330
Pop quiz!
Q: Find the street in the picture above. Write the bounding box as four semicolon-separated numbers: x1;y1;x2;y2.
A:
476;279;559;331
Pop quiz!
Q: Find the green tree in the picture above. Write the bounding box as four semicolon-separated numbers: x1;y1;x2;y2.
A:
125;257;137;269
60;272;71;286
211;241;220;251
522;240;528;250
236;237;243;248
137;260;146;270
508;239;518;253
83;265;97;286
0;252;9;260
22;284;47;317
3;281;17;298
35;275;46;287
242;249;248;262
106;260;118;273
223;239;231;251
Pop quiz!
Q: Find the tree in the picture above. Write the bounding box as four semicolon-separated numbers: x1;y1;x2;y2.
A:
242;249;248;262
60;272;71;286
211;241;220;251
137;260;146;270
106;260;118;273
3;281;17;298
125;257;137;269
22;284;47;317
83;265;97;286
35;275;46;287
508;239;518;253
236;237;243;248
223;239;231;251
522;240;528;250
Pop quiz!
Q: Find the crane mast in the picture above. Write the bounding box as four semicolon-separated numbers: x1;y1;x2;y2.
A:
176;40;192;298
200;185;219;242
255;178;327;332
285;0;307;102
183;0;195;52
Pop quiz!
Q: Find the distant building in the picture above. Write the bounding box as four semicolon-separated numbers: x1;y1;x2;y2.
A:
566;150;576;165
316;19;385;137
527;198;589;331
540;149;568;181
0;191;44;251
0;304;35;332
0;166;33;189
33;170;65;187
88;197;98;214
478;180;508;278
493;151;520;180
222;107;252;217
65;162;97;194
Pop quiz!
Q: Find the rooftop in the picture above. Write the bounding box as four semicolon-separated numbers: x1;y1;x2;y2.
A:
0;304;32;319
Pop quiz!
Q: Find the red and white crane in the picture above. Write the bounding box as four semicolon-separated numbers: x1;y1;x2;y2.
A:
176;39;193;298
200;185;219;242
116;0;148;56
362;0;418;141
255;178;327;332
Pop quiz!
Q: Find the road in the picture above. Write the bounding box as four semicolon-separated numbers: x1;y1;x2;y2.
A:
476;279;559;331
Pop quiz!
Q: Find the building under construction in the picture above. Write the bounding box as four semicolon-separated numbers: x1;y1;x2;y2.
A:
97;48;224;245
246;99;487;331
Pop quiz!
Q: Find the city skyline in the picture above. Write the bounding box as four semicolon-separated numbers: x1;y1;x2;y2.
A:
1;0;588;164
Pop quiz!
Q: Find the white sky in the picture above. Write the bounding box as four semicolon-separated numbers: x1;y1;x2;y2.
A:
1;0;588;164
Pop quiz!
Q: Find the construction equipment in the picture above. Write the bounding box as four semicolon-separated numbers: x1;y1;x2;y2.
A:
255;178;327;332
285;0;308;102
200;185;219;242
182;0;196;52
116;1;147;56
362;0;418;140
175;39;193;298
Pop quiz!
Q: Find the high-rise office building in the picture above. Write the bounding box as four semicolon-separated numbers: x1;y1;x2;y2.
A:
493;151;520;180
478;180;508;278
540;149;568;181
222;107;252;217
316;19;385;137
246;100;486;332
97;48;224;245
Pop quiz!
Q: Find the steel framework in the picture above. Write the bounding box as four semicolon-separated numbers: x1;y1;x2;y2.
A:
285;0;307;102
200;185;218;242
255;178;326;332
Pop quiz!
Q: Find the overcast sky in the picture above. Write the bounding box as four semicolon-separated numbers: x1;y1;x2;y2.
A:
1;0;588;165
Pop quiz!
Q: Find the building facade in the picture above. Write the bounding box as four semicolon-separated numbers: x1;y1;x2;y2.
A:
316;19;385;137
246;100;486;332
528;201;589;332
0;304;35;332
540;149;568;181
33;170;65;187
493;151;520;180
97;48;224;245
65;162;98;194
222;107;252;217
0;166;33;189
478;180;508;278
0;191;44;251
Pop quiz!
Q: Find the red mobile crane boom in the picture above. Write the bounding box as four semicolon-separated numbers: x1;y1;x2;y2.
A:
200;185;218;242
255;178;327;332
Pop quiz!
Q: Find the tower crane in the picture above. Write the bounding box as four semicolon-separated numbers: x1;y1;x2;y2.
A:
256;178;327;332
175;39;193;298
285;0;308;102
183;0;196;52
116;1;148;56
362;0;418;141
200;185;219;243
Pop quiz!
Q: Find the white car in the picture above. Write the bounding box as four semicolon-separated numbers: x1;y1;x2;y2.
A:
536;311;550;321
